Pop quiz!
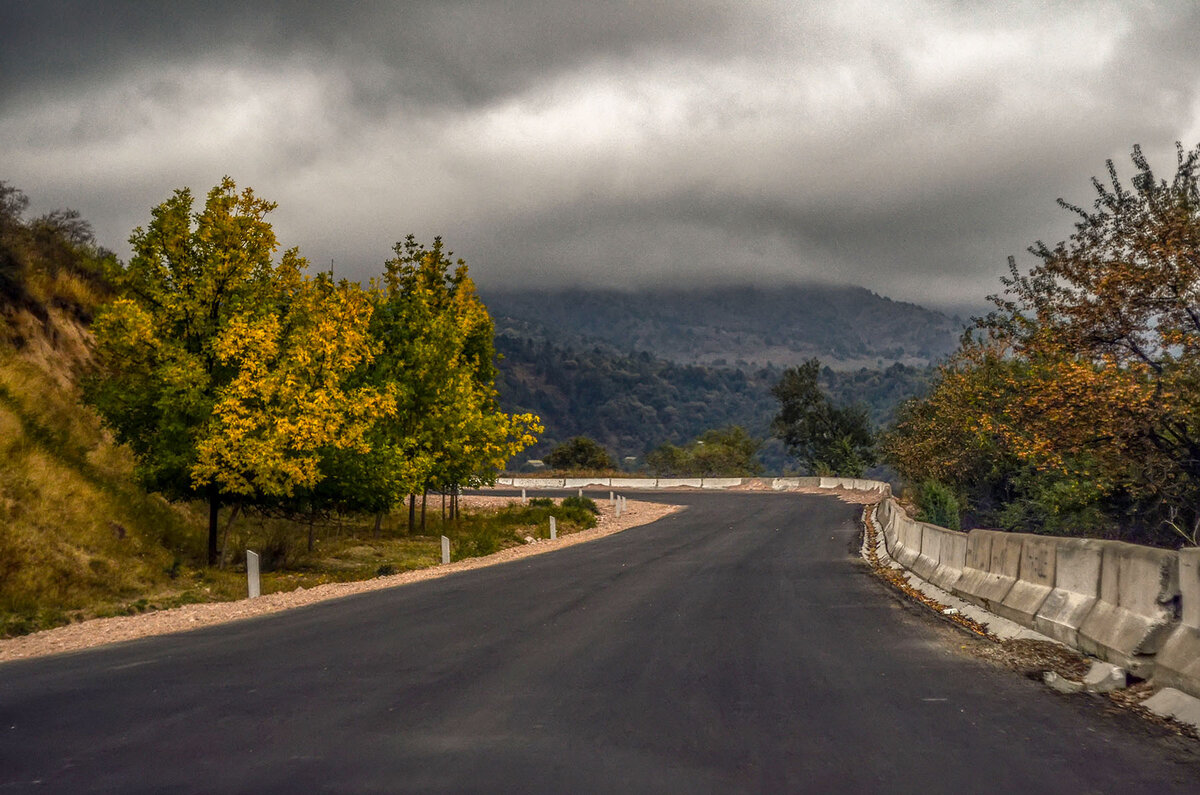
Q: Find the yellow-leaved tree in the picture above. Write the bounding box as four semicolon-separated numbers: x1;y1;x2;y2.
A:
87;179;387;563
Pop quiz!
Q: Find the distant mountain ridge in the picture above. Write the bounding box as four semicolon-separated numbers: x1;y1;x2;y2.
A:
482;284;963;371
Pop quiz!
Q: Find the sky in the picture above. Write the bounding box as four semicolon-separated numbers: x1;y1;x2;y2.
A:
3;1;1200;310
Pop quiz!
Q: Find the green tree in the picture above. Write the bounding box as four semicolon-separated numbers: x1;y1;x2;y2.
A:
771;360;875;477
547;436;614;471
646;426;763;476
325;235;539;525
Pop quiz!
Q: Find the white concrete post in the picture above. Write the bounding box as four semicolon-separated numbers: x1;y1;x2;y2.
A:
578;488;583;497
521;487;527;504
246;550;261;599
615;499;622;519
609;491;615;505
550;516;557;540
441;535;451;564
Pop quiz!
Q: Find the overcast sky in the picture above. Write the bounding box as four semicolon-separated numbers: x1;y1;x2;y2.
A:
3;1;1199;309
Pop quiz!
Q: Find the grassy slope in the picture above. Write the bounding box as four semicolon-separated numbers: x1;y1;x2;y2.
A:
0;309;200;634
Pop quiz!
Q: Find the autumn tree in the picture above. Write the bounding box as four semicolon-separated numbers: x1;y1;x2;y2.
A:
772;360;875;477
87;179;384;563
888;143;1200;542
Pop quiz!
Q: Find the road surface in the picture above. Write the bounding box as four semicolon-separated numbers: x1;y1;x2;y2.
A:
2;492;1197;792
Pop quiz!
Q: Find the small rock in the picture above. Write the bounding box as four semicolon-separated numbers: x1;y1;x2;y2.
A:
1082;661;1127;692
942;608;959;616
524;536;535;544
1043;671;1084;694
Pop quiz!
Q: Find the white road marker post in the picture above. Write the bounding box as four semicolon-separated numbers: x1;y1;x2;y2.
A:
578;488;583;498
550;516;557;540
615;499;622;519
246;550;261;599
609;491;615;505
521;487;527;504
441;535;451;564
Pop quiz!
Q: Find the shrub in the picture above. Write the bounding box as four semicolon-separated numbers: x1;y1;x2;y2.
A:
916;480;961;531
561;495;599;514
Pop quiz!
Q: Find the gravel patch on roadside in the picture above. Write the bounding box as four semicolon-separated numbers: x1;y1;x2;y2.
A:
0;497;681;664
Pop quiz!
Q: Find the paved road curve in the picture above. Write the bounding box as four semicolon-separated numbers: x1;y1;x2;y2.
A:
2;492;1198;792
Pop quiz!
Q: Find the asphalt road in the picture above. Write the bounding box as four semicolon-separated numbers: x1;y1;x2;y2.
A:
2;492;1198;793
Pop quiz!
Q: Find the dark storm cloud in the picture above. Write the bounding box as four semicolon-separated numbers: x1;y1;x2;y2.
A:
4;1;1200;307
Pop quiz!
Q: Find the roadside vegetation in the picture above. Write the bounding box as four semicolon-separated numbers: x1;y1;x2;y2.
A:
885;142;1200;547
0;178;546;638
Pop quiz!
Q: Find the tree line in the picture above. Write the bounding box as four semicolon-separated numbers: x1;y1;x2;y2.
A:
885;143;1200;546
85;178;540;564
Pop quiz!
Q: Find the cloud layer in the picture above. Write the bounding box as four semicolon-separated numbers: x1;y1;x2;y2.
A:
4;1;1200;306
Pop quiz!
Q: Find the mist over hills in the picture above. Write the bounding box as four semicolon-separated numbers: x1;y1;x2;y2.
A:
482;284;964;371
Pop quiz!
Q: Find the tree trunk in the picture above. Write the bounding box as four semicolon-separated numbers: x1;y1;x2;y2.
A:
420;489;428;533
307;513;316;553
373;511;383;538
408;494;416;534
218;503;242;569
207;493;220;567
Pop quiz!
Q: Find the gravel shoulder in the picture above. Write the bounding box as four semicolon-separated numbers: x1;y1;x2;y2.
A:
0;496;681;664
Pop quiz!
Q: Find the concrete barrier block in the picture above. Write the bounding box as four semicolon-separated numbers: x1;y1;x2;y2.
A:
656;478;703;488
510;478;564;489
881;503;901;557
1152;548;1200;698
910;523;944;581
1078;542;1180;676
894;516;923;569
700;478;743;489
772;477;821;490
993;535;1056;628
953;530;1019;610
609;478;658;489
1033;538;1103;647
929;529;968;593
562;477;610;488
495;477;514;486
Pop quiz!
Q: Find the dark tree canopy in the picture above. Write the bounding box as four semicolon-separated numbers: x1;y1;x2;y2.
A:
771;360;875;477
546;436;614;471
646;425;763;477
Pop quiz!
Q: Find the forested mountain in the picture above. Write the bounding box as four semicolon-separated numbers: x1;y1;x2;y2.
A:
493;332;934;471
483;284;963;371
